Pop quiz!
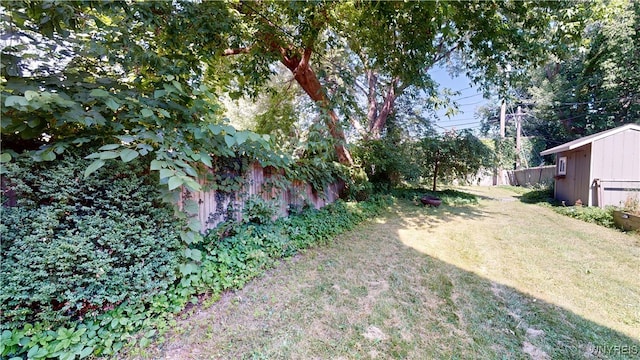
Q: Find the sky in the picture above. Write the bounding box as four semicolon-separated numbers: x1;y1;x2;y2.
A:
428;67;490;134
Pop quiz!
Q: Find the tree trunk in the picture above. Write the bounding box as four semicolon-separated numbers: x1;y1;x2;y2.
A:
278;48;353;165
432;151;440;192
366;75;399;140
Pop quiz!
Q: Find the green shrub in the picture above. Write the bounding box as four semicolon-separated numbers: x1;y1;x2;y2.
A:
242;195;280;224
553;206;616;228
520;185;555;204
0;152;183;329
0;149;391;359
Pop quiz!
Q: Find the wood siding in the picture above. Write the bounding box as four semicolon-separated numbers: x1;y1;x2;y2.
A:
554;144;591;206
179;162;344;232
590;128;640;207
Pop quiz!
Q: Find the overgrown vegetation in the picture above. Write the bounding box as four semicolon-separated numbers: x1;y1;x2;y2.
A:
517;185;618;229
352;131;493;192
0;150;390;359
0;151;183;329
553;206;617;229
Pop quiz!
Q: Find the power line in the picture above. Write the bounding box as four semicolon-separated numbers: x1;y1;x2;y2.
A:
452;92;483;101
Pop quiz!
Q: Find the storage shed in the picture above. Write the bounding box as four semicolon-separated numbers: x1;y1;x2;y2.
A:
540;123;640;207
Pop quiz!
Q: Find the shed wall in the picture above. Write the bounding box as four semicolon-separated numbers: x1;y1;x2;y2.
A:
554;144;591;206
590;128;640;207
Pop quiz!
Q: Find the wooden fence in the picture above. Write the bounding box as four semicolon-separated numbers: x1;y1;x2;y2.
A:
179;162;344;231
508;165;555;187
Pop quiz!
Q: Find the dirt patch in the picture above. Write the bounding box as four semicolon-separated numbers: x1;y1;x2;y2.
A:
362;325;387;341
526;328;545;338
522;341;550;360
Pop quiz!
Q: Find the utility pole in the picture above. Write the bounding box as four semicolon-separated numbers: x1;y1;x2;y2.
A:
495;100;508;185
515;105;522;170
499;100;506;139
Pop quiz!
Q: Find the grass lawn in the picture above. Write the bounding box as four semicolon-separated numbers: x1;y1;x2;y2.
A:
128;186;640;359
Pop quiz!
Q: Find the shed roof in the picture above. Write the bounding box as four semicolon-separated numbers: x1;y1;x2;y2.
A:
540;123;640;156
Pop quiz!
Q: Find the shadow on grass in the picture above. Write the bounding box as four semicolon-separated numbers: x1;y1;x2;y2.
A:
390;187;489;227
391;247;640;359
130;192;638;360
145;200;639;359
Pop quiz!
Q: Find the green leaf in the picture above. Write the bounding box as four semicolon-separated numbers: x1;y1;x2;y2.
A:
180;231;195;244
154;89;167;98
41;150;56;161
119;149;139;162
172;80;184;94
84;159;106;178
99;151;119;160
24;90;39;100
4;95;28;108
182;177;201;192
0;153;12;163
105;98;120;112
99;144;121;151
27;345;48;359
183;199;199;215
79;346;94;359
179;262;199;276
140;108;154;118
89;89;110;97
185;248;202;262
158;108;171;117
224;135;235;147
222;125;236;135
187;216;201;232
116;135;135;143
200;153;212;167
235;131;249;145
168;176;184;190
208;124;222;135
159;168;174;179
150;160;166;170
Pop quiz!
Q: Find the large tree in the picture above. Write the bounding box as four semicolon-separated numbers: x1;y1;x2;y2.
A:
480;0;639;146
331;1;587;140
155;1;587;160
2;0;589;168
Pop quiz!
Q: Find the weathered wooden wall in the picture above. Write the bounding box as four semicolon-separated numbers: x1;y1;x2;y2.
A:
179;162;344;231
509;165;555;187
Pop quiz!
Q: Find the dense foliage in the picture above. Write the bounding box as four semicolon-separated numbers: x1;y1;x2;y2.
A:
553;206;616;229
352;130;494;191
0;151;390;358
480;0;639;154
0;151;183;330
1;1;282;194
524;0;640;143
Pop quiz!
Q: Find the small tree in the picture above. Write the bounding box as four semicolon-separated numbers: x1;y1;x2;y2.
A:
419;131;494;192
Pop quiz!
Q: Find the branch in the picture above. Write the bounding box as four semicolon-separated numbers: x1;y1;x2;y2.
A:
432;42;460;64
222;47;251;56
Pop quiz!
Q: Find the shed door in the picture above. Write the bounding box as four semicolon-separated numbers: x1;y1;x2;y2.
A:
573;149;590;204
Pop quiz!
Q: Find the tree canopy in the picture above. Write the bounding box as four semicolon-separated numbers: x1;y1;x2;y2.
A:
480;0;639;151
2;0;594;172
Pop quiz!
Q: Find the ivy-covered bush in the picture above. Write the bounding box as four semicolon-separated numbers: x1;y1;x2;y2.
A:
0;151;184;330
0;148;390;359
